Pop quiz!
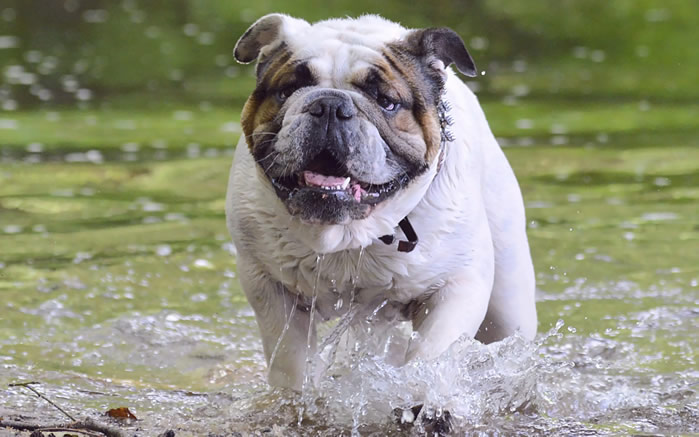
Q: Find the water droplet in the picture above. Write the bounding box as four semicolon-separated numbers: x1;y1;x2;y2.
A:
590;50;606;62
220;121;240;133
190;293;208;302
82;9;109;23
3;224;22;234
173;110;193;121
73;252;92;264
0;119;18;130
156;245;172;257
400;408;415;424
573;46;588;58
197;32;214;45
515;118;533;130
0;36;18;49
469;36;488;50
2;99;17;111
26;142;44;153
653;177;670;187
193;259;214;269
76;88;92;101
183;23;199;36
512;84;529;97
85;149;103;164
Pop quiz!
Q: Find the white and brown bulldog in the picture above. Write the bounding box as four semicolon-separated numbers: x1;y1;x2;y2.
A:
226;14;537;391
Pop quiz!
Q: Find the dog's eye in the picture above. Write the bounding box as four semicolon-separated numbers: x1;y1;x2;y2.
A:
377;94;398;111
278;86;296;102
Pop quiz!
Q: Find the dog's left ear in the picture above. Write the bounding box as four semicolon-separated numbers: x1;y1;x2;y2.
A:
234;14;309;64
403;28;477;78
234;14;285;63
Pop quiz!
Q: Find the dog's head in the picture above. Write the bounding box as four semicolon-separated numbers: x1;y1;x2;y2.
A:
235;15;476;225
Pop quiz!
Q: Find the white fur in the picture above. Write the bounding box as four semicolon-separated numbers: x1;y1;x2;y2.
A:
226;15;537;391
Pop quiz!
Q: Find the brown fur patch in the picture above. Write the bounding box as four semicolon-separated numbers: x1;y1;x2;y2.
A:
242;50;318;154
377;49;443;163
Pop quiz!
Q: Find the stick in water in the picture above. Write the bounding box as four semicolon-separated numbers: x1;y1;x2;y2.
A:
9;381;76;422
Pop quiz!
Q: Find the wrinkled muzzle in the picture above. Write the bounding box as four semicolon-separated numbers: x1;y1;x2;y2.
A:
255;88;410;225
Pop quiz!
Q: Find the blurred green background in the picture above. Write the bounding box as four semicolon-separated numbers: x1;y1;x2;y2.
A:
1;0;697;156
2;0;698;106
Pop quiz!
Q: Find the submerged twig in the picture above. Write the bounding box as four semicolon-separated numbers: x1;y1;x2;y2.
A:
0;419;41;431
0;418;127;437
9;381;76;421
28;426;103;437
70;418;127;437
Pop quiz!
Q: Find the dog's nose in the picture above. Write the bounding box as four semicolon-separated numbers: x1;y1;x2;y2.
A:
308;95;356;121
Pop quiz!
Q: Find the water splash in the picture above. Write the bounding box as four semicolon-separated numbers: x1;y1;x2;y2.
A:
267;287;300;386
299;254;325;421
314;319;569;433
226;316;576;435
299;246;565;434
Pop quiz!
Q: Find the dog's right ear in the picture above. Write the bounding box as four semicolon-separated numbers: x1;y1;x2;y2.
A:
402;27;477;78
234;14;308;64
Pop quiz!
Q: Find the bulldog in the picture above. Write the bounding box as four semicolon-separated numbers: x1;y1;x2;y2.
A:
226;14;537;392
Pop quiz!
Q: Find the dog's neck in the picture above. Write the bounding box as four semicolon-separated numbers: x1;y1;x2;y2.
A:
379;95;453;253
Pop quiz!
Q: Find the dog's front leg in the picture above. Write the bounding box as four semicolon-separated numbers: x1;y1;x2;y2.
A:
238;257;315;391
405;270;492;362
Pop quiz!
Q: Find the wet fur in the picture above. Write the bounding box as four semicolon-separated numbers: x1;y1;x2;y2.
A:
226;14;537;391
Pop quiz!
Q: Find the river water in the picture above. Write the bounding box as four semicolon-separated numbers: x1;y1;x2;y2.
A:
1;91;697;435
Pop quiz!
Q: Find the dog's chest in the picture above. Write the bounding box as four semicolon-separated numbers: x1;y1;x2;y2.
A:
277;245;438;314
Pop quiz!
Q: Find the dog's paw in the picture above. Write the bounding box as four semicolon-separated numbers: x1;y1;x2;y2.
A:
393;404;423;426
393;404;453;435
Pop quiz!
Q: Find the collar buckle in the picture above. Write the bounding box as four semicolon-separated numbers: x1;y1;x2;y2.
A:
379;217;418;253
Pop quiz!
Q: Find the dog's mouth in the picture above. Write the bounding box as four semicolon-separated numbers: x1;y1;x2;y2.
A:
268;150;405;206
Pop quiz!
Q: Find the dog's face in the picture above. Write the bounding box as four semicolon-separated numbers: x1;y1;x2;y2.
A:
235;15;476;225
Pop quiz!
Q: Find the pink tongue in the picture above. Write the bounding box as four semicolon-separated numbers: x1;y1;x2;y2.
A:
351;183;363;202
303;171;347;187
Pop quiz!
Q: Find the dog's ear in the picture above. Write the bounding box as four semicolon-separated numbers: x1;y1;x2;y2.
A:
234;14;309;64
403;27;477;78
234;14;285;63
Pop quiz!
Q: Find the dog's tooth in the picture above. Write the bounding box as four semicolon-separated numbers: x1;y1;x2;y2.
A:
341;177;350;190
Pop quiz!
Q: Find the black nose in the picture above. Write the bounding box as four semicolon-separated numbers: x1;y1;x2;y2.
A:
308;95;356;121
